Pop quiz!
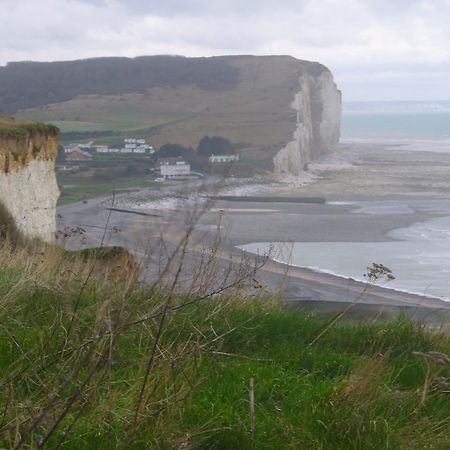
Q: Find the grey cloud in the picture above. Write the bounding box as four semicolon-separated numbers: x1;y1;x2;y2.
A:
76;0;307;16
2;0;450;100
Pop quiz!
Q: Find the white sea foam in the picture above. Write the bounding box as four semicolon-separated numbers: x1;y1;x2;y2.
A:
328;200;450;217
326;201;357;206
119;181;283;211
341;138;450;154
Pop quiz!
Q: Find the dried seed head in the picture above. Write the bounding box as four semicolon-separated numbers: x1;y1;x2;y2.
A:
412;351;450;366
434;376;450;392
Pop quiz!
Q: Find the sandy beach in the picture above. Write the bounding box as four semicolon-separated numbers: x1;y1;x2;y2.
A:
58;142;450;322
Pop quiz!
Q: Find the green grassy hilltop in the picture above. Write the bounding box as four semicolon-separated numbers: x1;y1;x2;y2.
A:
2;55;325;170
0;242;449;449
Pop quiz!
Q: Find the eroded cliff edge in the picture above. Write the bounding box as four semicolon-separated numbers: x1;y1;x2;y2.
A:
273;64;341;177
0;118;59;242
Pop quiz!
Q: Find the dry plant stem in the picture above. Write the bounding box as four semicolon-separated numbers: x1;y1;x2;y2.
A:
249;378;255;437
0;385;12;430
36;340;113;449
4;182;273;448
133;217;194;426
209;352;273;362
419;363;432;410
306;280;375;349
65;191;116;342
28;258;265;388
13;251;264;397
13;343;97;449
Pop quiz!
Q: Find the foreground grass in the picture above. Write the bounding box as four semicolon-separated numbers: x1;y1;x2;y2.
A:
0;245;449;449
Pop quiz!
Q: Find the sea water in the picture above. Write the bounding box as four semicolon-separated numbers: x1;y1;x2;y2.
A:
239;204;450;300
241;102;450;300
342;101;450;154
342;100;450;141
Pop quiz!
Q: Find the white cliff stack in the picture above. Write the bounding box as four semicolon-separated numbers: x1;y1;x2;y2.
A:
273;66;341;177
0;119;60;242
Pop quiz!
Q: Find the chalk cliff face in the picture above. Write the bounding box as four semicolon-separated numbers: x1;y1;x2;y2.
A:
0;120;59;242
3;55;340;176
273;67;341;177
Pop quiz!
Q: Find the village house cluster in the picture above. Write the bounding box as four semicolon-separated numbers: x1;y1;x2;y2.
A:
61;137;240;178
96;139;155;155
63;138;155;161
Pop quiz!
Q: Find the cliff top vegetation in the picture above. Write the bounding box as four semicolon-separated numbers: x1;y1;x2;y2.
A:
0;238;449;449
0;116;58;139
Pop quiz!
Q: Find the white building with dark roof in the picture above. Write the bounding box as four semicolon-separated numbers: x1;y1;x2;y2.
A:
158;157;191;178
208;154;240;164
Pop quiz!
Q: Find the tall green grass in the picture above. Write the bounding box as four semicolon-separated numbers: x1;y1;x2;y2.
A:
0;243;449;449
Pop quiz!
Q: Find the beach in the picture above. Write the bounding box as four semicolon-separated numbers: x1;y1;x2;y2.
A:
58;141;450;322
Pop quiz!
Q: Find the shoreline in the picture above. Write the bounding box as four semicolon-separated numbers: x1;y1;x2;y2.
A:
257;252;450;306
242;249;450;309
57;141;450;320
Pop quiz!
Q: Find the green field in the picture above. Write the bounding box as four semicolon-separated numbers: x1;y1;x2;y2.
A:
0;242;449;449
57;177;161;204
16;102;193;136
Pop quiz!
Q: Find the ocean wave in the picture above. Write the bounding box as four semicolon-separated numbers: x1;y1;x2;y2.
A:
237;240;450;301
341;138;450;153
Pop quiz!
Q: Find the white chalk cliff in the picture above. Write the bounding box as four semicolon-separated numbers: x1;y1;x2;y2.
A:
273;68;341;177
0;121;60;242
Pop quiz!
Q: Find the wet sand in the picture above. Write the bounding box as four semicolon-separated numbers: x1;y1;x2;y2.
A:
58;142;450;321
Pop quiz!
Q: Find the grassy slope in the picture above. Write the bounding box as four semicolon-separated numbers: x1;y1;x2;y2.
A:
0;245;449;449
57;176;161;205
14;56;303;170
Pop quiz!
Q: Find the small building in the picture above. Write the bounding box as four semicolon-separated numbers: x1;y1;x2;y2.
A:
121;138;154;154
208;154;240;164
66;149;92;161
64;145;80;153
158;157;191;178
65;143;93;153
57;165;75;172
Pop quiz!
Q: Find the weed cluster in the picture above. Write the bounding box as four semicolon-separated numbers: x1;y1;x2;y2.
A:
0;206;449;448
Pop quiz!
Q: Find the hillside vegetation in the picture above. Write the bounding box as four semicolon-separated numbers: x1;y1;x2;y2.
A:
0;241;449;449
5;55;325;169
0;56;240;114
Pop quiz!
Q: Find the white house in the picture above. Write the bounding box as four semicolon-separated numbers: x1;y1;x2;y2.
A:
158;157;191;178
122;138;154;154
208;154;240;164
96;146;121;153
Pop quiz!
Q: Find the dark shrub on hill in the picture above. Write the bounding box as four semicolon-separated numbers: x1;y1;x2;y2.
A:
157;143;208;171
157;143;192;158
197;136;234;156
0;56;240;114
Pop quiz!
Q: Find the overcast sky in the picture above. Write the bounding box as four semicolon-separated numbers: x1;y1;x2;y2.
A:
2;0;450;101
